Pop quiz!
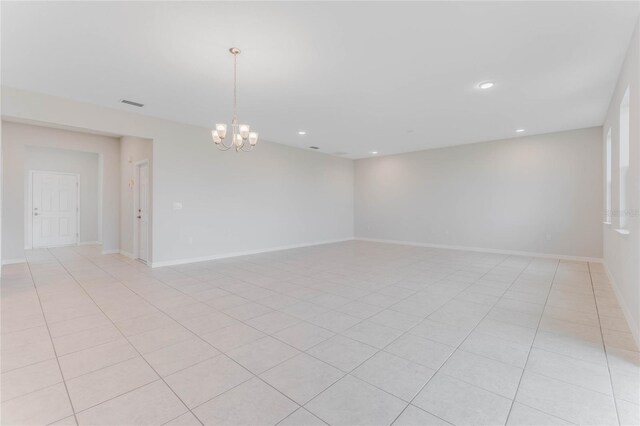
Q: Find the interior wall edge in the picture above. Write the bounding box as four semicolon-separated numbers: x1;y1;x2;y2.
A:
604;261;640;350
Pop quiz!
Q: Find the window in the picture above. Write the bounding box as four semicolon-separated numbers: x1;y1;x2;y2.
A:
619;87;630;230
605;128;612;223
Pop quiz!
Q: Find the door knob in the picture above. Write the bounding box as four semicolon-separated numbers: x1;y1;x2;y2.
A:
137;215;141;219
34;213;39;216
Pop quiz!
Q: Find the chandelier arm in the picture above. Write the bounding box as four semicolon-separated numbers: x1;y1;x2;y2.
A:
240;143;255;152
217;138;234;151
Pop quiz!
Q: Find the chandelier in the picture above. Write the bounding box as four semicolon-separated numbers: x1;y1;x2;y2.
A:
211;47;259;152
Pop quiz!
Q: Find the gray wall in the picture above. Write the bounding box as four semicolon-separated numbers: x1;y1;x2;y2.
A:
355;127;603;258
24;146;100;244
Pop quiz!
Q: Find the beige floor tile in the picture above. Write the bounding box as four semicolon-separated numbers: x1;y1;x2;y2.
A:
52;323;122;356
164;411;203;425
245;311;300;334
306;375;406;426
227;336;300;374
66;356;158;411
306;335;378;372
0;383;73;425
273;322;335;351
279;408;328;426
413;373;512;426
144;337;220;377
393;405;450;426
76;380;187;425
114;312;177;337
165;355;253;408
410;319;473;347
440;349;523;399
193;377;297;426
342;320;403;348
385;334;455;370
260;354;343;404
507;402;573;425
58;338;138;379
352;351;435;402
0;359;62;402
617;400;640;426
526;348;613;395
200;322;265;352
1;326;55;372
460;330;531;368
128;323;194;354
516;371;618;425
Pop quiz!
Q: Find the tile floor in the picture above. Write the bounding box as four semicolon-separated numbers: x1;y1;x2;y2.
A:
1;241;638;425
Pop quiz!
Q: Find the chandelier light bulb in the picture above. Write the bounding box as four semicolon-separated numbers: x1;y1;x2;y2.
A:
215;124;227;139
249;132;258;146
212;130;222;144
235;134;243;147
239;124;250;139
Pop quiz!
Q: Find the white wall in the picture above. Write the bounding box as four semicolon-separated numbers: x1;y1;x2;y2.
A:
120;136;153;258
355;127;603;259
1;87;355;265
2;121;120;262
603;20;639;344
24;146;100;244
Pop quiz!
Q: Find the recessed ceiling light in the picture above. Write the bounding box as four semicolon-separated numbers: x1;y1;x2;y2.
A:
515;129;525;133
371;151;378;155
298;131;307;135
477;81;494;90
309;146;319;150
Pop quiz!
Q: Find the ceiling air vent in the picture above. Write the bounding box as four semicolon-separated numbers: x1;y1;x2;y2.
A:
309;146;320;150
121;99;144;107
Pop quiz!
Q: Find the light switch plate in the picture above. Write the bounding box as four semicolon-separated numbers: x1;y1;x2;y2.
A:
173;202;183;210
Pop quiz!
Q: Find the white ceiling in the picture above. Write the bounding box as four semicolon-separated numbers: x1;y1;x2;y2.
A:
2;2;639;158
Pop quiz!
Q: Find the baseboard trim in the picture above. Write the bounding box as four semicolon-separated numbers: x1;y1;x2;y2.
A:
101;249;120;255
119;250;136;259
603;262;640;350
2;258;26;265
355;237;603;263
151;238;355;268
79;241;102;246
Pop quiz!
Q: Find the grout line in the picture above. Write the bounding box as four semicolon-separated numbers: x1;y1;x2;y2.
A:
588;262;622;426
24;257;80;426
504;259;559;424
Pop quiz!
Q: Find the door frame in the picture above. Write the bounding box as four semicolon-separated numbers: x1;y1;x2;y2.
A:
132;159;150;263
27;170;81;249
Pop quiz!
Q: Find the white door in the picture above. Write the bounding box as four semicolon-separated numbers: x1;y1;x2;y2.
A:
136;162;149;263
32;172;78;248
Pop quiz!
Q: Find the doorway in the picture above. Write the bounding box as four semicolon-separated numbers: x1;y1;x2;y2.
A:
30;171;79;248
134;160;150;263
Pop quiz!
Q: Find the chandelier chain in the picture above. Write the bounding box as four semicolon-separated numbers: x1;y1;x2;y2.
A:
233;51;237;120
